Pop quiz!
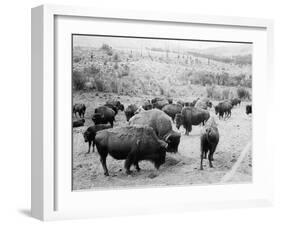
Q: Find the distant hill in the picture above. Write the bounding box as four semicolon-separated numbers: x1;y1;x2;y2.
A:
198;44;252;57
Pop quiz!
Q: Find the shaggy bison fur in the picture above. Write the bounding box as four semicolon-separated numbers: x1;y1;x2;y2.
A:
124;104;138;122
162;104;183;121
129;109;181;153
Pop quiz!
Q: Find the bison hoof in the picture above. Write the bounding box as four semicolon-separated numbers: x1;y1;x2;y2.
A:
126;170;132;175
104;172;109;176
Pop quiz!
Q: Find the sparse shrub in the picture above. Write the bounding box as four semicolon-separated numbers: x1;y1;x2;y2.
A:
114;62;119;70
100;43;113;56
222;88;230;99
113;53;119;62
206;85;221;100
237;87;250;100
95;79;105;92
73;70;87;90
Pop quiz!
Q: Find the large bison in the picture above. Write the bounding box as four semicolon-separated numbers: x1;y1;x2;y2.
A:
162;104;183;121
104;103;118;115
95;125;168;176
231;98;241;107
124;104;138;122
246;104;252;115
83;124;112;153
73;103;86;118
129;109;181;153
215;101;232;119
73;119;85;128
195;98;212;110
200;117;219;170
92;106;115;127
175;107;210;135
105;100;124;112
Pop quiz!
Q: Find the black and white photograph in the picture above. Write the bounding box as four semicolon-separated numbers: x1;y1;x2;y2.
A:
72;34;252;190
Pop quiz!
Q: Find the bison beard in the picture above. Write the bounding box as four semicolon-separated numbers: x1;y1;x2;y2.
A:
95;126;168;176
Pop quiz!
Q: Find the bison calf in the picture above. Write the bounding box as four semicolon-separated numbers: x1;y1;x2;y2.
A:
95;125;168;176
73;103;86;118
83;124;112;154
200;117;219;170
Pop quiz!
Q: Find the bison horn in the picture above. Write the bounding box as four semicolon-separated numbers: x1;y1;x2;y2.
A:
164;134;171;142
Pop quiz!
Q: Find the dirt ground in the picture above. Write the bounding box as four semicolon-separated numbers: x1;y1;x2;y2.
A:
72;92;252;190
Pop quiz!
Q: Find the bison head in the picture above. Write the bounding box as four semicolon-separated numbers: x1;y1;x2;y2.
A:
175;113;183;130
214;106;219;115
164;131;181;153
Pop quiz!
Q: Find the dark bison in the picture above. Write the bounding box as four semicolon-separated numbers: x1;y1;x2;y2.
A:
142;100;153;110
73;103;86;118
124;104;138;121
231;98;241;107
152;99;169;109
246;104;252;115
215;101;232;119
162;104;183;121
104;103;118;115
105;100;124;112
195;98;212;110
95;125;168;176
200;117;219;170
83;124;112;154
175;107;210;135
92;106;115;127
167;98;173;104
151;97;164;104
73;119;85;128
129;109;181;153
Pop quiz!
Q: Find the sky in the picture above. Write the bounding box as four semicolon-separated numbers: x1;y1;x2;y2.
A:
73;35;251;53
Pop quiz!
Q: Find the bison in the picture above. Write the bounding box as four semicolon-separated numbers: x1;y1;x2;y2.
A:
95;125;168;176
104;103;118;115
129;109;181;153
73;103;86;118
105;100;124;112
124;104;138;122
83;124;112;153
152;99;169;109
200;117;219;170
162;104;183;121
194;98;212;110
231;98;241;107
92;106;115;127
215;101;232;119
73;119;85;128
175;107;210;135
246;104;252;115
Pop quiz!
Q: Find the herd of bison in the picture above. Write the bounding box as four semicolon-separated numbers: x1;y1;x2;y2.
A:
72;96;252;183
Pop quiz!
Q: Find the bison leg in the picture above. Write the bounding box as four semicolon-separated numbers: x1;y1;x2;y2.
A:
87;141;92;154
100;156;109;176
92;141;95;152
134;161;141;172
124;153;135;175
208;151;213;168
109;120;114;128
200;152;204;170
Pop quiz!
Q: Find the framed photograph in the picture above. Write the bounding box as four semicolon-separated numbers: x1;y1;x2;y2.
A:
31;4;274;221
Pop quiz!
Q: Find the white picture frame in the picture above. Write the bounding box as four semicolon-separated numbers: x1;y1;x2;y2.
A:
31;4;274;221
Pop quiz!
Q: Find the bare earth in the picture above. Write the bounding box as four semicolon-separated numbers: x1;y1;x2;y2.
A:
72;92;252;191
